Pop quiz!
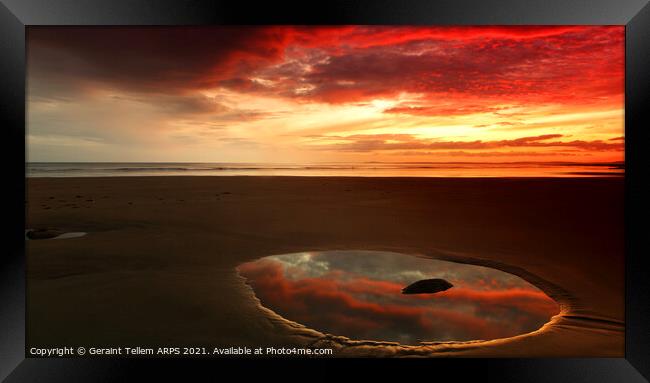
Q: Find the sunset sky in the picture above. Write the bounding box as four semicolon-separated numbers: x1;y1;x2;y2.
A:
27;26;624;163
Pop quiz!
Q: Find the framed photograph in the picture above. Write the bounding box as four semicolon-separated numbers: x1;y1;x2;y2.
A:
1;0;649;381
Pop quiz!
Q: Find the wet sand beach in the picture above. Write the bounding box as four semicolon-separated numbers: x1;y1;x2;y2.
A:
26;176;624;357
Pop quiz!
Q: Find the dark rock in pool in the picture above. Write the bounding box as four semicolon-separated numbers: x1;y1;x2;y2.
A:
402;278;453;294
26;228;63;240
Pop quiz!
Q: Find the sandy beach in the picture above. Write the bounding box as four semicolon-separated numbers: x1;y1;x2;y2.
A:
26;176;624;357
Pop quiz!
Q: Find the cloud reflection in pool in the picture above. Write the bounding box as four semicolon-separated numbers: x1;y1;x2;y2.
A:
238;251;559;345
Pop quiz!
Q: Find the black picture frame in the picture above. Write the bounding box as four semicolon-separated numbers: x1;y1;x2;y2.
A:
1;0;648;381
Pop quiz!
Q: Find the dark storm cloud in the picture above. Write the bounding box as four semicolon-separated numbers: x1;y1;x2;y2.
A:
28;26;289;93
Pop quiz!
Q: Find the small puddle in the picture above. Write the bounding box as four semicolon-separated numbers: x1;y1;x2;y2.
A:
239;251;559;345
25;229;87;240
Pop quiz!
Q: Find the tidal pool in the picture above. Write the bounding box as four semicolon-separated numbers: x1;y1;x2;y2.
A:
238;251;559;345
25;229;87;240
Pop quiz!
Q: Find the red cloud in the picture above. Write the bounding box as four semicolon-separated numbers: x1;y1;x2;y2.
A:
29;26;624;111
256;26;623;107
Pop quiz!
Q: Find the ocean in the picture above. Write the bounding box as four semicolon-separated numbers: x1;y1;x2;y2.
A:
26;162;625;178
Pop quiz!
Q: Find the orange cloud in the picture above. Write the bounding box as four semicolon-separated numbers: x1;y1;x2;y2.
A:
308;134;623;153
